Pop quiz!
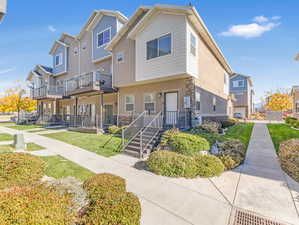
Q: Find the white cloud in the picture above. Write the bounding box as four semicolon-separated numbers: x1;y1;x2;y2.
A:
0;67;16;75
48;25;57;32
253;16;269;23
271;16;281;21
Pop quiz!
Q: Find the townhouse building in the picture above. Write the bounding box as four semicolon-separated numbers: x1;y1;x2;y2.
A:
27;4;233;132
229;73;254;119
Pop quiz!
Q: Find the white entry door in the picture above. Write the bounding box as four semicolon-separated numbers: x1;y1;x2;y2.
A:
165;92;178;125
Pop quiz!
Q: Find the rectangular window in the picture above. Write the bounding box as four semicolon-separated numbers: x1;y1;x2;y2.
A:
125;95;134;112
97;28;111;48
190;33;196;56
144;93;155;113
116;52;124;63
195;92;201;110
55;53;62;67
146;34;171;60
233;80;245;87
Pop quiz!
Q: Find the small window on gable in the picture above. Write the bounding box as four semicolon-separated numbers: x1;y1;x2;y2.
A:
125;95;134;112
116;52;124;63
55;53;62;67
190;32;196;56
213;97;216;111
233;80;245;87
97;28;111;48
82;42;87;50
144;93;155;113
146;34;171;60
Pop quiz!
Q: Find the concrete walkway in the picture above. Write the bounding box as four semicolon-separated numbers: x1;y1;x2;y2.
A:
0;124;299;225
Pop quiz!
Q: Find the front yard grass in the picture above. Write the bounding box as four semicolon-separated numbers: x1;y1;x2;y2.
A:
0;133;13;141
42;131;122;157
41;155;95;181
267;123;299;153
0;142;45;152
196;123;254;148
6;124;43;130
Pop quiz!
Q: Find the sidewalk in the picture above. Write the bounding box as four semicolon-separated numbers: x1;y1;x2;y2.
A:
1;124;299;225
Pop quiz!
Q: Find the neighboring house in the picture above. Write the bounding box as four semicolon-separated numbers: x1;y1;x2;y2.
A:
27;4;233;131
229;73;254;119
0;0;7;23
291;86;299;119
295;53;299;61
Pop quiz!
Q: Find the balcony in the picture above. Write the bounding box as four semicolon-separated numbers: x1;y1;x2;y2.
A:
30;85;64;100
65;72;114;96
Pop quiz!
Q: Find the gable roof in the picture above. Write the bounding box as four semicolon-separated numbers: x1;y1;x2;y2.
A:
77;10;128;39
26;65;53;81
39;65;53;74
49;40;70;55
106;4;232;74
230;73;253;87
106;6;152;51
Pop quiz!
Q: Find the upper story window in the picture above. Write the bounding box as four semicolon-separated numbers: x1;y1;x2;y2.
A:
55;53;63;67
74;47;78;55
82;42;87;50
146;33;171;60
190;33;196;56
116;52;124;63
144;93;155;113
213;96;216;111
195;92;201;110
125;95;134;112
97;27;111;48
233;80;245;88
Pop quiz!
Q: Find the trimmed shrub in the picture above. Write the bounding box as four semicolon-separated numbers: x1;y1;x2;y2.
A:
0;153;46;189
194;155;224;177
108;125;122;134
147;150;198;178
221;119;236;129
162;131;210;156
0;185;75;225
83;173;126;200
45;176;89;213
82;192;141;225
279;139;299;182
285;117;297;125
217;139;246;170
160;128;180;147
201;121;221;135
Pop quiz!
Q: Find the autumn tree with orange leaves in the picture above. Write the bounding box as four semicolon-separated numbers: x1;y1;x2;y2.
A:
264;89;292;112
0;85;36;121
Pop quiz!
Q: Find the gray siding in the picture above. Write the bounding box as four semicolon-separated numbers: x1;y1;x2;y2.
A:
53;45;68;75
92;15;117;61
230;75;247;92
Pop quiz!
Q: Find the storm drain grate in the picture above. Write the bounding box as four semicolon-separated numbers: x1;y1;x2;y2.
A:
231;208;287;225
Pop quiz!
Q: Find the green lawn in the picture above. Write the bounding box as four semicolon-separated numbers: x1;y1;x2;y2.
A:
0;142;45;152
0;133;13;141
6;124;43;130
0;122;15;126
28;128;47;133
42;131;122;157
194;123;254;148
41;155;94;181
267;124;299;153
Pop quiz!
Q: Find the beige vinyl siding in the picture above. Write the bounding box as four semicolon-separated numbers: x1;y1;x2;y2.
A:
135;12;187;81
186;20;199;77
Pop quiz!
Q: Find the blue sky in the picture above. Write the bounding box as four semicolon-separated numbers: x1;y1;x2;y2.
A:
0;0;298;102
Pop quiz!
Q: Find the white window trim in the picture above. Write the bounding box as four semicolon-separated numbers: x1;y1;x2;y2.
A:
146;33;172;61
143;93;156;113
116;51;125;64
97;27;112;48
190;32;197;56
125;95;135;113
55;53;63;67
233;80;245;88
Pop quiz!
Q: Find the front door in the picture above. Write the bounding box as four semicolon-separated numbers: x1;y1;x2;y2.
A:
165;92;178;125
104;104;113;125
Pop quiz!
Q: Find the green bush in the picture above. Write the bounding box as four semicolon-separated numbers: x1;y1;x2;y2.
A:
108;125;122;134
0;153;46;189
194;155;224;177
82;192;141;225
162;131;210;156
147;150;198;178
200;121;221;135
221;119;236;129
83;173;126;200
0;185;75;225
218;154;242;170
285;117;297;124
160;128;180;147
